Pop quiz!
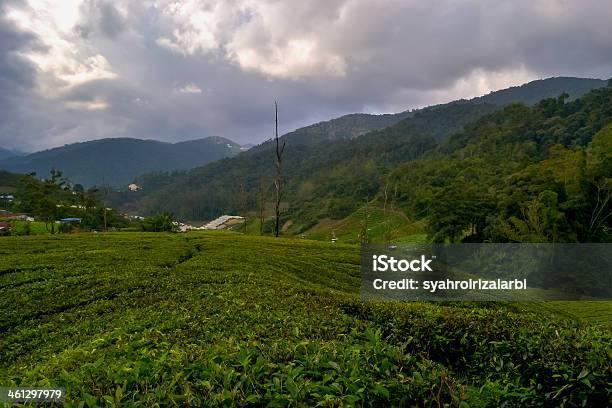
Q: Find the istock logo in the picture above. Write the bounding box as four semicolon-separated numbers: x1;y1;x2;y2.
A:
372;254;433;272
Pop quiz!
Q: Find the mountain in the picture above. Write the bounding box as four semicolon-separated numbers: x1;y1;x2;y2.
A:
474;77;607;106
270;111;415;147
0;147;24;161
386;85;612;243
107;77;609;222
270;77;608;148
0;136;243;187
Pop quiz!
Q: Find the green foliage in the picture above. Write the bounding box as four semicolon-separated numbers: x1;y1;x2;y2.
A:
0;233;609;406
343;300;611;407
426;179;493;243
391;86;612;243
0;169;21;191
142;211;177;232
304;205;425;244
9;170;129;232
495;190;569;242
109;77;606;224
13;170;71;233
9;220;31;236
263;110;415;147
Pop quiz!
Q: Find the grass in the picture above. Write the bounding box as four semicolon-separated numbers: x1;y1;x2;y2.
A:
230;217;263;235
304;206;425;244
0;232;610;407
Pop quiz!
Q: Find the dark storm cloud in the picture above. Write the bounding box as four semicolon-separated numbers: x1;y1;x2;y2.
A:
76;1;127;39
0;0;611;151
0;27;36;90
0;5;47;151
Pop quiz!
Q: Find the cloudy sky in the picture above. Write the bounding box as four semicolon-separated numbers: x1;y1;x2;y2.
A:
1;0;611;152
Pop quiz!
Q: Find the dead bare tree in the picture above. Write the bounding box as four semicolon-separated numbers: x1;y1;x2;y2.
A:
274;101;285;237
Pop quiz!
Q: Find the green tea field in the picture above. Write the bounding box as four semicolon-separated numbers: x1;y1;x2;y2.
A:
1;232;610;406
303;206;427;244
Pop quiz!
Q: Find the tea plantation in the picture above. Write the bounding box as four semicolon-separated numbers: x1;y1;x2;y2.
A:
1;232;610;407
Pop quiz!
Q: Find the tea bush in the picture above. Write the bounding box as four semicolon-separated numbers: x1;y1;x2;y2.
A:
0;232;609;406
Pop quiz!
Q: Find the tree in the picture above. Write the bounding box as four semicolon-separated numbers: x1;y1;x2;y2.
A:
11;170;124;233
37;196;58;233
142;212;177;232
585;125;612;240
14;173;42;214
427;180;492;243
496;191;568;243
35;170;68;233
273;101;286;237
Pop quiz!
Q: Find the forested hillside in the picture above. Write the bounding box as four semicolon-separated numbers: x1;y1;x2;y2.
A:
257;77;608;150
0;137;243;187
389;87;612;243
256;111;416;147
110;101;496;221
472;77;606;106
110;77;608;225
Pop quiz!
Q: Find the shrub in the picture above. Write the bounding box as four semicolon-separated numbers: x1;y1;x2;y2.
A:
141;212;177;232
11;221;31;236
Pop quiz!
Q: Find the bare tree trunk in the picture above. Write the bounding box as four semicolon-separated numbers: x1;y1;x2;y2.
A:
274;101;285;238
